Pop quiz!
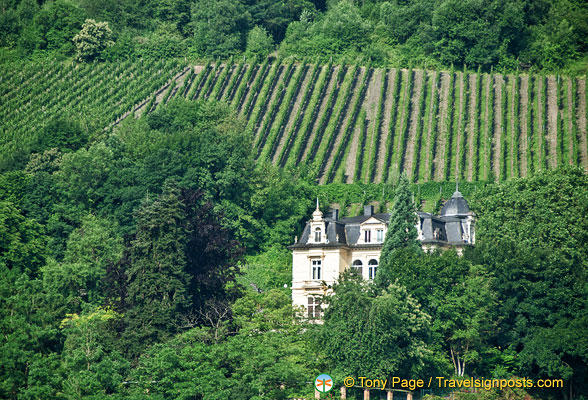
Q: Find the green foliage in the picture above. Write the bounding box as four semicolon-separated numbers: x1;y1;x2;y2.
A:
41;214;123;313
245;25;274;60
124;183;192;352
127;289;315;399
72;19;114;61
0;265;60;399
378;175;420;281
188;0;251;58
0;58;181;172
280;0;371;60
0;200;46;273
33;0;86;53
321;272;437;379
32;117;89;154
470;167;588;386
60;308;129;398
239;245;292;292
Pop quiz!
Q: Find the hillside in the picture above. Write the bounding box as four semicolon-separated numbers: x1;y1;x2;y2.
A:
0;59;185;171
135;60;588;183
3;60;587;183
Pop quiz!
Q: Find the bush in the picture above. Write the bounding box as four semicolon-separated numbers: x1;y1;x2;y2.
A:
72;19;114;61
245;25;274;61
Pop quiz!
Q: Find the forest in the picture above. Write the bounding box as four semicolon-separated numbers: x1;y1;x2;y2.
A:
1;0;587;399
0;0;587;73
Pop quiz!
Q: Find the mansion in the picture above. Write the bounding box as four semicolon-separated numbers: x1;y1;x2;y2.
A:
289;190;475;318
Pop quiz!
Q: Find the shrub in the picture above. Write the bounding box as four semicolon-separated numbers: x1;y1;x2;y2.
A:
72;19;114;61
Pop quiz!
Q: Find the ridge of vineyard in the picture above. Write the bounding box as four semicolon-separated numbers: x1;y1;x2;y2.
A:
3;59;587;182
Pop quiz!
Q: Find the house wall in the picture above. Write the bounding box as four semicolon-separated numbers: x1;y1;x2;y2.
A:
291;247;382;311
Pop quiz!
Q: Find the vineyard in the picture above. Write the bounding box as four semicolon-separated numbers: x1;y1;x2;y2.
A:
3;59;587;183
151;60;588;183
0;58;185;171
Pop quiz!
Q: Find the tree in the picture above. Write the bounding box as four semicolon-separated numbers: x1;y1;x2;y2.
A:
436;264;497;376
377;175;420;287
72;18;114;61
470;167;588;396
124;183;191;356
279;0;371;58
430;0;525;68
0;264;61;399
0;200;46;274
59;308;129;398
180;187;243;316
32;117;88;154
188;0;251;57
41;214;123;314
33;0;86;53
245;25;274;60
320;272;437;380
242;0;316;42
128;289;316;399
123;182;244;357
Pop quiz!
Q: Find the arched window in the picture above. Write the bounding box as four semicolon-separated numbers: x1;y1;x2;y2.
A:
368;259;378;279
352;259;363;277
314;227;321;242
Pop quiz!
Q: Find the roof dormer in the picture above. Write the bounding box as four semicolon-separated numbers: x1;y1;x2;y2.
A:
308;199;327;244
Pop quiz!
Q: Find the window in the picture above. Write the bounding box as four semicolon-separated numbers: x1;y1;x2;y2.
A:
368;259;378;279
376;229;384;242
308;296;321;319
352;259;363;277
312;259;321;280
364;230;371;243
314;227;321;242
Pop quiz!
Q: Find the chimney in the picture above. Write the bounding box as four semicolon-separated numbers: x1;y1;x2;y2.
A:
364;205;374;216
331;209;339;221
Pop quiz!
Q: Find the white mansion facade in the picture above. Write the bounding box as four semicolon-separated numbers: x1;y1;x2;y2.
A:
289;190;475;318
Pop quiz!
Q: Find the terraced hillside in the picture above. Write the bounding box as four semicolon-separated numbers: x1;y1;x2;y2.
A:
3;59;587;183
137;61;587;183
0;59;185;171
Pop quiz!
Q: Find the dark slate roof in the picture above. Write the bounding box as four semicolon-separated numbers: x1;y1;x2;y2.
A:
291;197;473;250
440;191;471;216
289;213;390;249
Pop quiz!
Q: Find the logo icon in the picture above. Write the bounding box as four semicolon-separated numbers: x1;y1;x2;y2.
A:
315;374;333;393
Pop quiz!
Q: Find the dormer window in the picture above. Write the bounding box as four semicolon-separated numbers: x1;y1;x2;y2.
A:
315;227;322;242
376;229;384;242
364;230;371;243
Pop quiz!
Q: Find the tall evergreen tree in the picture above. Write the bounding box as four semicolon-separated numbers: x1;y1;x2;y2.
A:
380;176;420;261
377;175;421;287
124;182;191;356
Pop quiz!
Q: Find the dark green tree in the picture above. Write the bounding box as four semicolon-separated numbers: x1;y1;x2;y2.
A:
188;0;251;57
320;271;438;380
33;0;86;53
124;183;191;355
377;175;420;286
470;167;588;396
